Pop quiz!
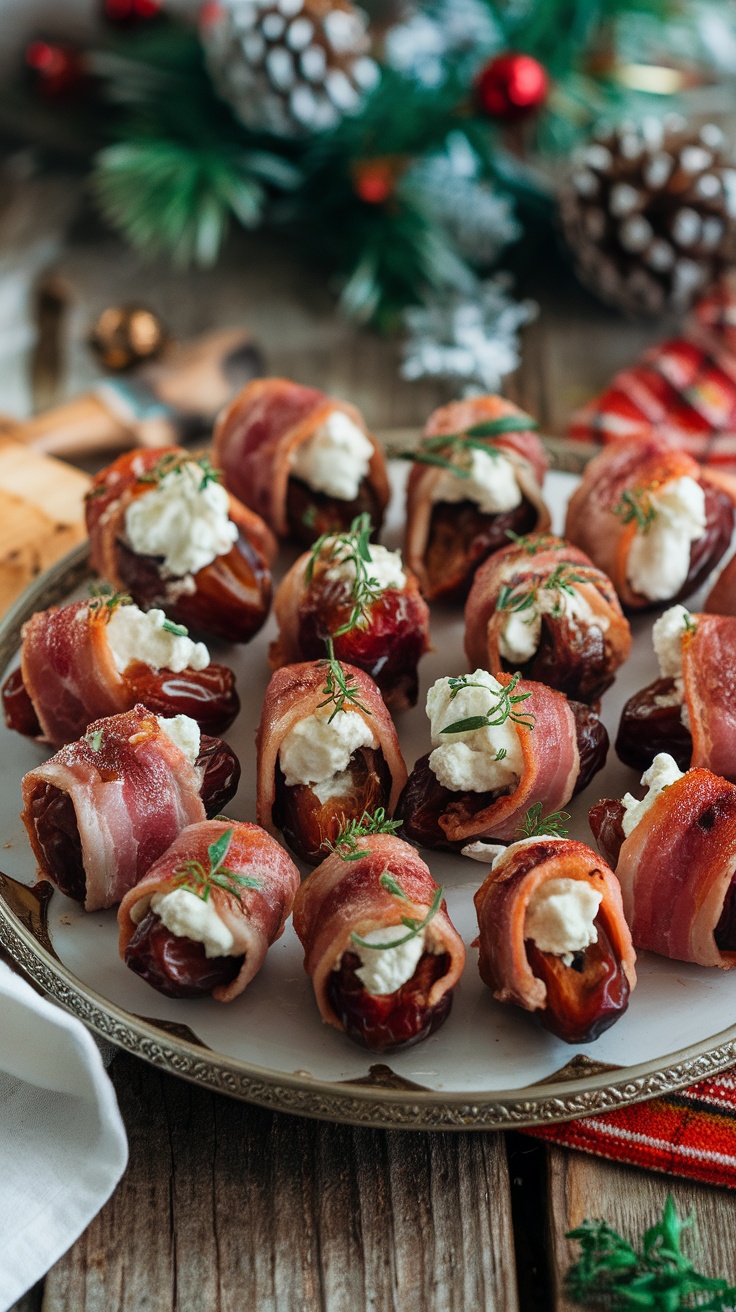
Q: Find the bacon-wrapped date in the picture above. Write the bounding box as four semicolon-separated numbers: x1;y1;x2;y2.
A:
119;820;299;1001
405;396;550;602
474;838;636;1043
86;447;276;644
464;534;631;704
21;705;240;911
589;766;736;966
705;553;736;615
257;660;407;866
2;596;239;748
565;436;734;611
213;377;390;544
269;521;430;711
397;676;607;851
292;833;465;1052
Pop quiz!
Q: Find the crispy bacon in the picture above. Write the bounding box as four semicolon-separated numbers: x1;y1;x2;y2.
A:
474;838;636;1040
21;705;207;911
565;436;734;610
4;599;239;748
603;768;736;967
705;554;736;615
292;834;465;1047
118;819;300;1002
464;534;631;703
212;378;390;539
405;396;550;600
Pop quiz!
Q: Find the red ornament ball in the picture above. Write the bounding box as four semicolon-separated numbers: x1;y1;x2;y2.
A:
476;52;548;122
25;41;88;100
100;0;162;25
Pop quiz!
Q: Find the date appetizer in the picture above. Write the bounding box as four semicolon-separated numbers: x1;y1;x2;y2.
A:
404;395;550;602
2;590;239;748
213;377;390;545
292;819;465;1051
257;655;407;865
119;821;300;1001
472;823;636;1043
21;704;240;911
86;447;276;643
616;606;736;777
464;533;631;704
565;435;734;610
705;552;736;615
590;754;736;968
269;513;430;710
397;670;608;850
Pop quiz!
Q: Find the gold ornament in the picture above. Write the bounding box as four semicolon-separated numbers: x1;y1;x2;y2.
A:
89;304;167;371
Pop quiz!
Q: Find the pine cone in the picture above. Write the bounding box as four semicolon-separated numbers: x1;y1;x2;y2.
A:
201;0;380;138
559;116;736;316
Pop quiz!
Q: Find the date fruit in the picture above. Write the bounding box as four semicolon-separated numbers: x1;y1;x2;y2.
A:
327;949;452;1051
197;735;241;818
588;799;626;869
423;497;537;602
125;662;240;737
2;667;42;738
526;917;630;1043
273;747;392;865
615;679;692;773
125;908;244;998
286;475;384;547
27;781;86;902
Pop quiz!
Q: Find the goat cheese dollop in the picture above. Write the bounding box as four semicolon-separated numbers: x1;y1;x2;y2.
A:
498;582;605;665
524;878;602;966
627;477;706;602
323;539;406;592
279;708;378;801
621;752;684;837
426;669;524;793
148;888;235;958
651;604;693;722
156;713;201;765
106;604;209;674
290;411;374;501
431;447;522;516
350;927;426;996
125;462;238;578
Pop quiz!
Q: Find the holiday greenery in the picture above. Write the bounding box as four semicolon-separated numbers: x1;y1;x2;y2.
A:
10;0;734;329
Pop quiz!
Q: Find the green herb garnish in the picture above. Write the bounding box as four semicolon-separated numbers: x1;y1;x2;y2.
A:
350;878;443;952
322;808;401;862
399;412;537;478
317;637;372;723
516;802;570;839
497;564;589;620
565;1195;736;1310
505;530;560;554
139;451;223;492
171;826;261;903
440;672;535;736
306;513;384;636
683;611;698;636
88;584;132;616
85;727;104;751
612;486;656;532
162;618;189;637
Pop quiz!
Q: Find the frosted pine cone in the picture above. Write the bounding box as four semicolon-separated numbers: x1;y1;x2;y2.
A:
201;0;380;138
559;116;736;316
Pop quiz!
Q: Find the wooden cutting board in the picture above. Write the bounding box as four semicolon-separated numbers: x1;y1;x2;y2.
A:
0;436;89;616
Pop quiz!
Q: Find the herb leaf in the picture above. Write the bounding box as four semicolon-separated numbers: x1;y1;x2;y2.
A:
318;637;372;723
400;412;537;477
139;450;223;491
351;884;443;952
322;808;402;861
516;803;570;839
171;826;261;903
505;530;559;554
85;727;104;751
162;619;189;637
612;486;656;533
440;672;535;735
306;513;385;636
496;564;589;620
88;584;132;616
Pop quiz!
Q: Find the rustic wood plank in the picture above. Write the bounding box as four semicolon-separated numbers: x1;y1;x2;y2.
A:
41;1054;518;1312
547;1146;736;1310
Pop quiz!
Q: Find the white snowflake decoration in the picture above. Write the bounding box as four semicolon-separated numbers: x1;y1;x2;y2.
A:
402;134;522;266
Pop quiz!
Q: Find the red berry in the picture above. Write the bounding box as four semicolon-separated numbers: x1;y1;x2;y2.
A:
476;52;548;122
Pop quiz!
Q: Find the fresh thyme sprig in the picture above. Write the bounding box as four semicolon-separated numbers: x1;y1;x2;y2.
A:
139;451;223;491
162;618;189;637
505;530;560;554
317;638;372;724
612;486;656;533
350;875;443;952
85;727;104;751
565;1196;736;1310
88;583;133;616
516;803;570;839
497;564;589;619
399;413;538;476
440;672;535;736
683;611;698;636
171;827;261;903
306;513;384;636
322;808;401;861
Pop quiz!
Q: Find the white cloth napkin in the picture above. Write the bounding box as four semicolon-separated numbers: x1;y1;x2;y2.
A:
0;961;128;1310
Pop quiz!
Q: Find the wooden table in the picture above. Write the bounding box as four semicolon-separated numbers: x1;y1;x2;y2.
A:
8;224;736;1311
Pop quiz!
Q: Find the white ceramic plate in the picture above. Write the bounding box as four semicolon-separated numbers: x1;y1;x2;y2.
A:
1;460;736;1130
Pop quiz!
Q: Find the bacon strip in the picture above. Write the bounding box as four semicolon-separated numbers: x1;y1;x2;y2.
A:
292;834;465;1030
405;396;550;595
679;615;736;780
464;534;631;677
437;676;580;844
613;768;736;967
212;378;390;537
118;819;300;1002
705;554;736;615
20;601;128;746
474;838;636;1011
256;661;407;833
21;705;206;911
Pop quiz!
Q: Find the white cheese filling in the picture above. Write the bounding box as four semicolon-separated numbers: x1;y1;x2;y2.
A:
290;410;374;501
156;713;201;765
626;476;706;602
279;709;378;790
323;539;406;591
426;669;524;794
106;604;210;674
351;927;426;996
498;584;605;665
431;446;522;516
621;752;684;837
651;604;693;725
524;878;602;966
150;888;235;958
124;462;238;578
